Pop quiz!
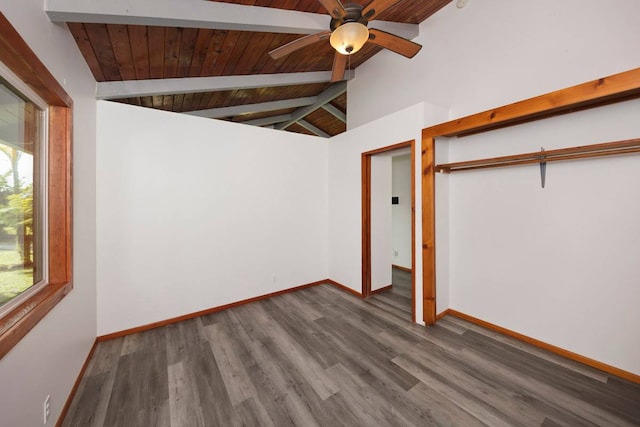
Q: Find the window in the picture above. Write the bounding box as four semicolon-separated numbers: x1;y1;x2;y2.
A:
0;13;72;359
0;76;46;315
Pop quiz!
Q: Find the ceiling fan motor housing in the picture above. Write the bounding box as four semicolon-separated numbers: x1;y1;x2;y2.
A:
330;3;369;31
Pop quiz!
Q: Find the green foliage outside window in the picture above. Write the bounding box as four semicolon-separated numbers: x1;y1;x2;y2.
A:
0;146;34;306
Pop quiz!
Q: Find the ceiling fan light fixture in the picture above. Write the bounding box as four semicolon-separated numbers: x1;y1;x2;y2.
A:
330;22;369;55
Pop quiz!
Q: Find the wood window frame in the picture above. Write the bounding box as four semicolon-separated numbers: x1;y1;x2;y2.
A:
362;140;416;321
421;67;640;325
0;13;73;359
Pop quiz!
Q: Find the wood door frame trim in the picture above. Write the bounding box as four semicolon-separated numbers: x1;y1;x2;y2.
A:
362;140;416;322
420;67;640;326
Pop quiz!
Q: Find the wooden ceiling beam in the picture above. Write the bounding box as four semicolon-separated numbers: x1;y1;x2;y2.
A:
297;120;331;138
47;0;326;34
239;114;292;127
185;97;317;119
275;81;347;131
96;72;336;99
321;103;346;123
46;0;418;39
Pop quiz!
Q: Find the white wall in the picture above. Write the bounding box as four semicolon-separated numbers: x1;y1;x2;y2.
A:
348;0;640;128
96;101;328;335
328;102;448;323
449;99;640;376
392;154;411;269
347;0;640;373
370;154;392;291
0;1;98;426
329;103;422;296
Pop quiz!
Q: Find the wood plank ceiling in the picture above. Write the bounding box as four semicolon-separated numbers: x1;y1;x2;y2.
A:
64;0;451;137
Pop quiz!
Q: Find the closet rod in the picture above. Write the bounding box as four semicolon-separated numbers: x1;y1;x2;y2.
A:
435;137;640;173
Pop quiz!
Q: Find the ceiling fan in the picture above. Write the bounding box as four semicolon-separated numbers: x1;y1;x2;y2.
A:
268;0;422;82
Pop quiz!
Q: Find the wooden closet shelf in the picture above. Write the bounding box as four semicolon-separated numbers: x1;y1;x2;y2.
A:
435;137;640;173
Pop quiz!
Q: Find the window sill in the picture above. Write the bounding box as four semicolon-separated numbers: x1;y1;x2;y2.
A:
0;282;72;359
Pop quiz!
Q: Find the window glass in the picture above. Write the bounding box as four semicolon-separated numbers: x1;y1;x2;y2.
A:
0;79;43;308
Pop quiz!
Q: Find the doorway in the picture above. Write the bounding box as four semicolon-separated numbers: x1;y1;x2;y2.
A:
361;140;415;322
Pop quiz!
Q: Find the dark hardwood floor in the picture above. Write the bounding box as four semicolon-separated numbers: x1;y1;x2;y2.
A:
62;282;640;426
369;267;413;321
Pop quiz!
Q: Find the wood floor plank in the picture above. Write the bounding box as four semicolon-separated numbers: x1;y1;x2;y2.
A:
61;372;112;427
233;397;276;427
62;283;640;426
261;296;340;369
237;301;340;400
366;295;411;320
103;349;165;426
443;315;610;382
461;329;640;424
167;361;206;427
120;326;166;356
407;382;491;427
85;338;124;376
408;340;599;426
320;288;420;346
384;325;613;426
67;358;119;427
229;306;345;426
224;308;317;427
314;315;421;392
460;344;636;426
325;363;410;426
203;323;256;406
104;366;135;427
318;392;369;427
165;317;207;365
137;399;170;427
185;342;240;426
541;417;566;427
393;353;540;426
278;291;325;321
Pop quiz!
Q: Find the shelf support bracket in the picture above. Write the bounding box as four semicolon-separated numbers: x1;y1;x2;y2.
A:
539;147;547;188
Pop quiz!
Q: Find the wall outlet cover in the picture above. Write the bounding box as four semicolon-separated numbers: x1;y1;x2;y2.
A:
43;395;51;424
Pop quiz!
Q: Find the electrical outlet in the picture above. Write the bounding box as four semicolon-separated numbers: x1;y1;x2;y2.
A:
43;395;50;424
394;250;398;257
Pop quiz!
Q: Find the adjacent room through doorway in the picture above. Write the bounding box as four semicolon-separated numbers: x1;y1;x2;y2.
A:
362;141;415;321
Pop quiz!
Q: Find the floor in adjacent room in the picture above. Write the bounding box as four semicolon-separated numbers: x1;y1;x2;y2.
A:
368;266;413;321
62;281;640;427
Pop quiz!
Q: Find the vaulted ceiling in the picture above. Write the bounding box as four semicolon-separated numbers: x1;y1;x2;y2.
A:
47;0;451;137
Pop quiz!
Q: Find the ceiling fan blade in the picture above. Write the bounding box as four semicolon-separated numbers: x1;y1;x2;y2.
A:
368;28;422;58
361;0;399;20
269;31;331;60
317;0;347;19
331;52;348;82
